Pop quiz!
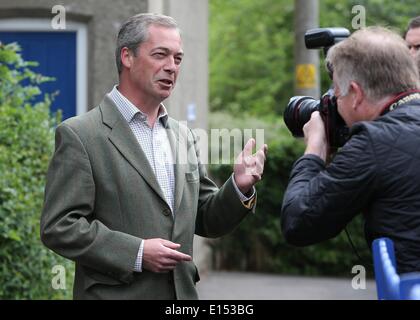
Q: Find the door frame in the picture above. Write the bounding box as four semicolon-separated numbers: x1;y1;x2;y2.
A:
0;18;88;116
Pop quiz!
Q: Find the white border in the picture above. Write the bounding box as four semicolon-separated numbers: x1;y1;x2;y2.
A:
0;18;88;116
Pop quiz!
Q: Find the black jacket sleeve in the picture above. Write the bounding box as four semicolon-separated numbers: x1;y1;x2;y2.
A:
281;129;377;246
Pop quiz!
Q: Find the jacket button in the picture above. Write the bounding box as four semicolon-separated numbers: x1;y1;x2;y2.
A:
162;208;171;216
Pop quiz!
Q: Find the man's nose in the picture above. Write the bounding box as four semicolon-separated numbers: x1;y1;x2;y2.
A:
163;56;177;73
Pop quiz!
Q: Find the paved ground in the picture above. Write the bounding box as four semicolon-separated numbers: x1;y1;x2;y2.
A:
196;271;377;300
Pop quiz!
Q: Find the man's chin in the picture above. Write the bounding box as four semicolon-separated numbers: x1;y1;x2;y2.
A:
158;90;173;100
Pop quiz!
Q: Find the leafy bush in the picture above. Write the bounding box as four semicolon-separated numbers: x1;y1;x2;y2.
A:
0;42;73;299
208;111;373;277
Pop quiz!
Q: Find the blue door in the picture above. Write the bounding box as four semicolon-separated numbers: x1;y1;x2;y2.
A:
0;31;77;120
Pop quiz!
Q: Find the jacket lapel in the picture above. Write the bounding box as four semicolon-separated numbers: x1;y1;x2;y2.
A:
166;119;187;215
99;96;168;206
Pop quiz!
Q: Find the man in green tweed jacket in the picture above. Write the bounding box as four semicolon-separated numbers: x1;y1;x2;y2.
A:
40;13;267;300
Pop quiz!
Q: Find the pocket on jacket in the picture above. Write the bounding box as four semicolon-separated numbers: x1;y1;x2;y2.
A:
194;265;200;283
185;262;200;284
83;269;123;291
185;169;199;183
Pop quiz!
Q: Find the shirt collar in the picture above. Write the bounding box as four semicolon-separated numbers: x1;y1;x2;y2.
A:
108;85;169;127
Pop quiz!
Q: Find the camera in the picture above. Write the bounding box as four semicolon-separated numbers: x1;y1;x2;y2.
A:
284;28;351;150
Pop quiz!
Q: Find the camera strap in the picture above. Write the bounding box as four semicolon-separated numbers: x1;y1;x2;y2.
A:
344;228;373;267
380;91;420;116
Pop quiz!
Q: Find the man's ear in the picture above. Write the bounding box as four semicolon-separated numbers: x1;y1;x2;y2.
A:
349;81;364;110
120;47;133;69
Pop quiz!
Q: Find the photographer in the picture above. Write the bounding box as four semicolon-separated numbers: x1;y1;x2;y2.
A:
281;27;420;273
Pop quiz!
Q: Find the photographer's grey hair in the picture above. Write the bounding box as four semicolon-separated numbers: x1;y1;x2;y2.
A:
115;13;180;74
326;27;420;100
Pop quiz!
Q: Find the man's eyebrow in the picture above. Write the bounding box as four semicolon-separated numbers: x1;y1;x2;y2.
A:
152;47;184;56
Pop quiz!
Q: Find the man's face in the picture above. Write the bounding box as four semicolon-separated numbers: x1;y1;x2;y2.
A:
127;25;183;104
334;77;378;127
333;80;356;127
405;27;420;58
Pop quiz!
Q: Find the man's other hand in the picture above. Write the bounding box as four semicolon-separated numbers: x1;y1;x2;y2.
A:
143;238;192;273
233;138;268;195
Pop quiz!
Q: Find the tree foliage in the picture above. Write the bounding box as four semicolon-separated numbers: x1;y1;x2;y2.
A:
0;42;72;299
210;0;420;115
210;0;294;116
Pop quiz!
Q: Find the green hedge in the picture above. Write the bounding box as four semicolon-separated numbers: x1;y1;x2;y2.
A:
0;42;73;299
208;112;373;277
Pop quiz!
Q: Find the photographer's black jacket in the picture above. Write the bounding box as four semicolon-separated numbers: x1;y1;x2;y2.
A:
281;99;420;273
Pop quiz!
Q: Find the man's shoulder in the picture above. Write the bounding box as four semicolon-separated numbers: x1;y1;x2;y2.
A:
356;104;420;136
58;94;118;134
64;106;100;125
58;106;101;135
348;105;420;156
350;111;403;139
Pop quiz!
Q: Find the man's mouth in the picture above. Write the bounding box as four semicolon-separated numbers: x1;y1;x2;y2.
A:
157;79;174;87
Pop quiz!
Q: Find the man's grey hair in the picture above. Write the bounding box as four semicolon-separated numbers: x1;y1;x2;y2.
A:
326;27;420;102
115;13;180;74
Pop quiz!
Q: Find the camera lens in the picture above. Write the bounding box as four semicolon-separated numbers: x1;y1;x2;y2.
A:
284;96;320;137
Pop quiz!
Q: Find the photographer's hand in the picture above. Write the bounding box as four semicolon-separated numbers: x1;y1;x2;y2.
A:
303;111;328;162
